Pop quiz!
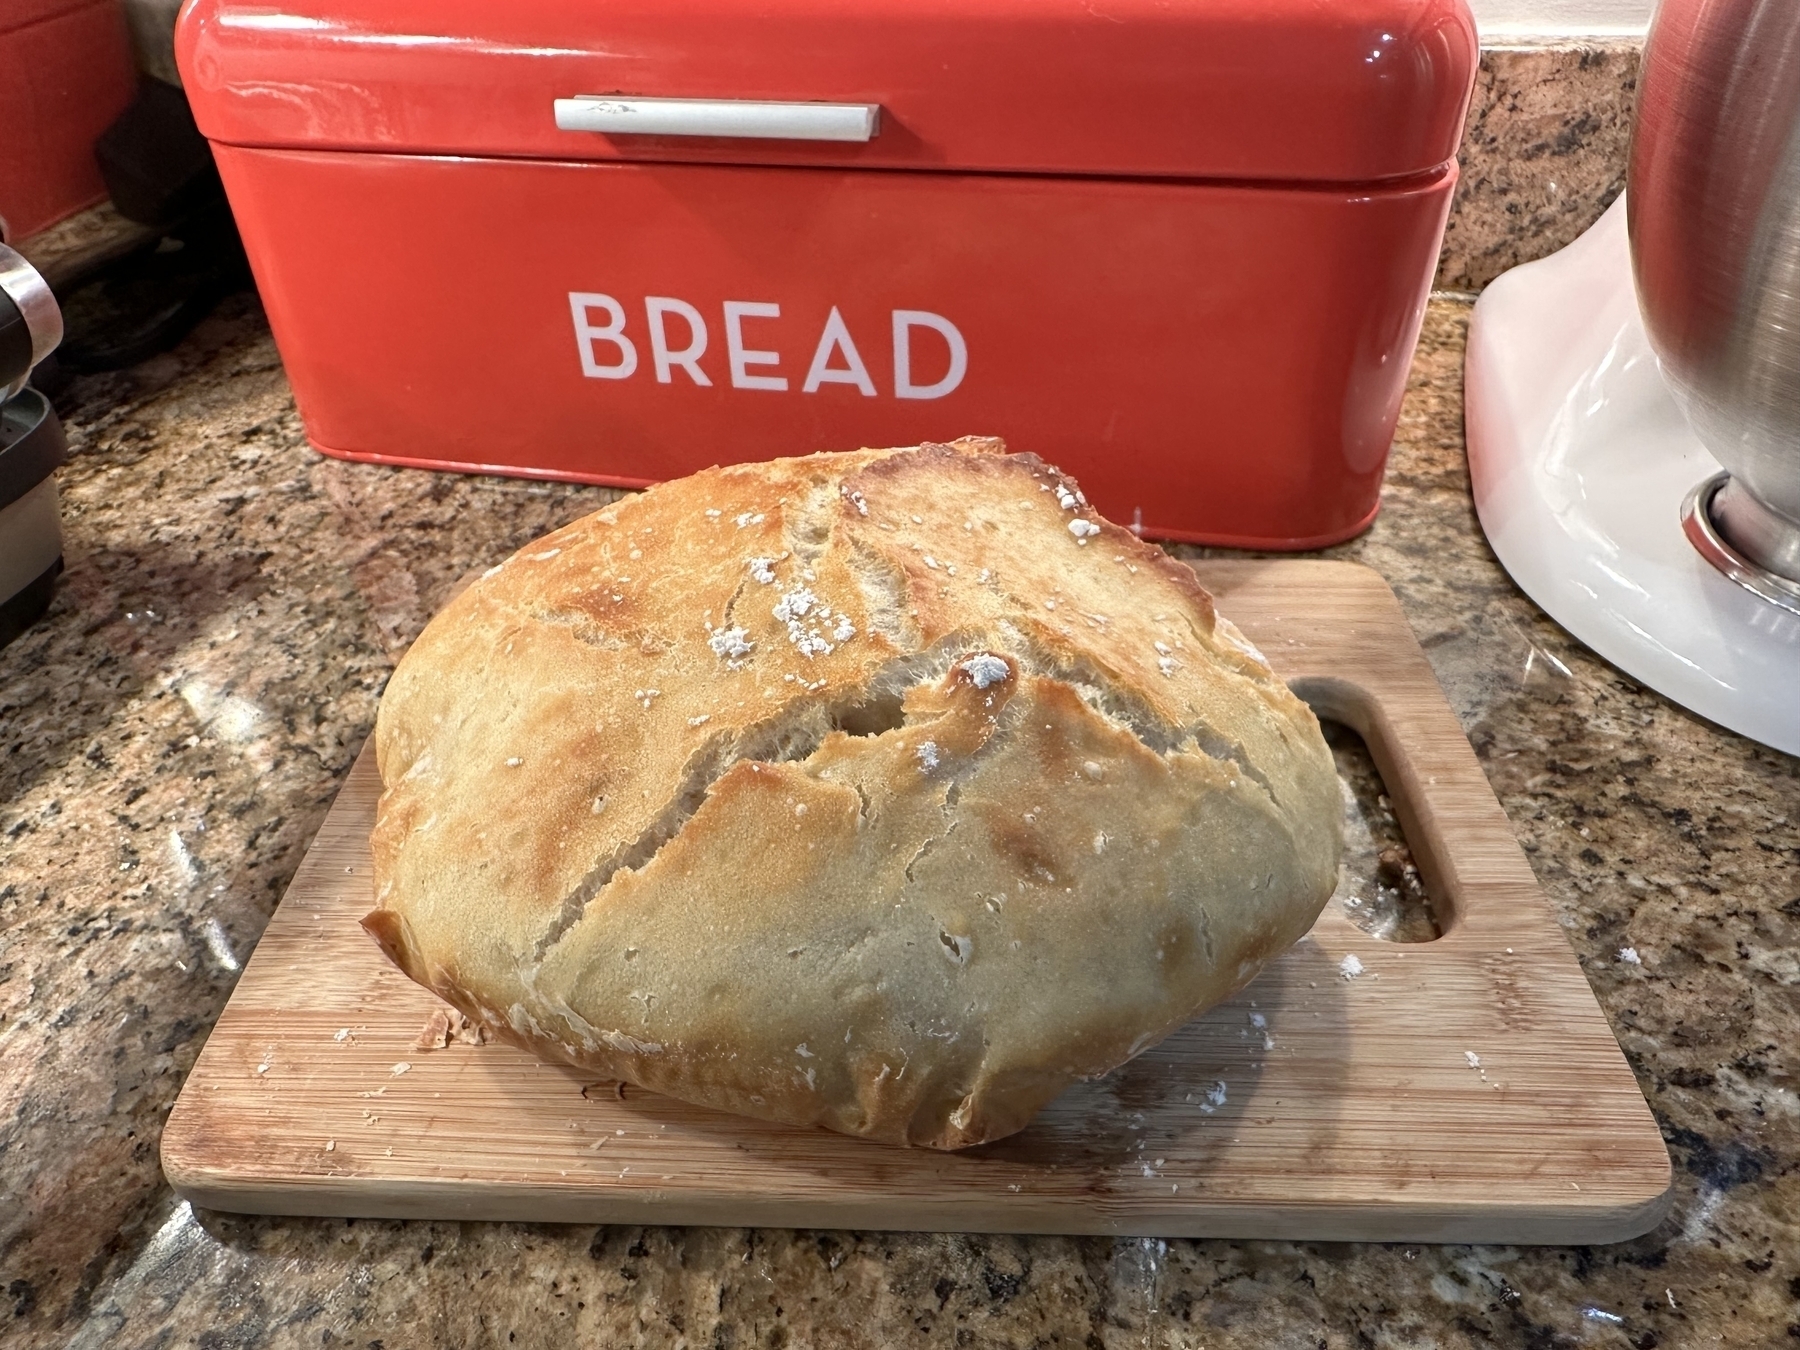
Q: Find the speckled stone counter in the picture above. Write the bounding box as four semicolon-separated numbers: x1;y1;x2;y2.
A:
1436;43;1639;293
3;286;1795;1350
4;74;1799;1335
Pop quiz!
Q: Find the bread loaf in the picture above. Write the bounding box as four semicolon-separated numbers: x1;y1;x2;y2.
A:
364;438;1341;1148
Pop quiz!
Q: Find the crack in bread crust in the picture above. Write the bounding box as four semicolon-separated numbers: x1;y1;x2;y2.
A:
845;537;917;648
996;620;1286;813
527;632;1021;968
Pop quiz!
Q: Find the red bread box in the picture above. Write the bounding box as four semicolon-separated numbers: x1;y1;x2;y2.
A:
0;0;136;242
176;0;1475;547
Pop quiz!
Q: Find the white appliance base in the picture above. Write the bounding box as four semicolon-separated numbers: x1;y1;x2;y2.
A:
1465;195;1800;757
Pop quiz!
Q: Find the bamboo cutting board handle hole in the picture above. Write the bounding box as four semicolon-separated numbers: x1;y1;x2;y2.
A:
1314;715;1445;944
1303;676;1468;943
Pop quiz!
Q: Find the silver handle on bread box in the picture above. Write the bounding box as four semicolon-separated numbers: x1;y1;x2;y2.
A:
553;96;879;143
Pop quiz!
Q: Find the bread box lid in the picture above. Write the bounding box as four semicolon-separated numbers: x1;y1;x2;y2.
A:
177;0;1476;184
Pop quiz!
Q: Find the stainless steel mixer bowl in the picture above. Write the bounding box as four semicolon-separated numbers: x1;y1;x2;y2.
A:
1630;0;1800;586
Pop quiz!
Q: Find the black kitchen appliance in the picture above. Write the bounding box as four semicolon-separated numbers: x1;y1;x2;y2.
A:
0;244;67;649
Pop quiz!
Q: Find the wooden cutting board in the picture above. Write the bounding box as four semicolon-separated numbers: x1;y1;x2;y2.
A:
161;560;1672;1242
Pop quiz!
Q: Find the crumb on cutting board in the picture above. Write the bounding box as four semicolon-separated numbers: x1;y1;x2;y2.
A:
414;1007;490;1051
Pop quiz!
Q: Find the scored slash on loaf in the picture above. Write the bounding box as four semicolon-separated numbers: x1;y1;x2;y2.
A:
362;437;1341;1148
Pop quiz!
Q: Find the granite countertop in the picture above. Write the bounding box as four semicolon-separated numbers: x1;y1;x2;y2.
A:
1;286;1794;1349
4;71;1800;1330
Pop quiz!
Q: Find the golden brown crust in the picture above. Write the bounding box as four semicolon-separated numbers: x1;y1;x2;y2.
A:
365;438;1341;1148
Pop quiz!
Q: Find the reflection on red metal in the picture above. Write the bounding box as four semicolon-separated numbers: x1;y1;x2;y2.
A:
179;0;1476;547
